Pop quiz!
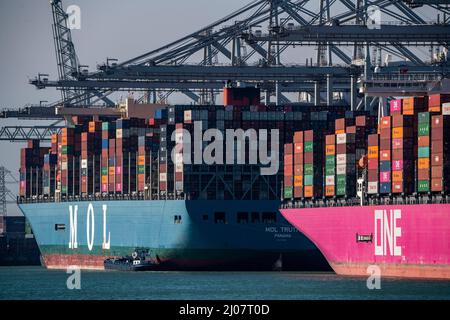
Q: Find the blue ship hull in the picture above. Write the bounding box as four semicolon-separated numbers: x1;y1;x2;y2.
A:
19;200;329;270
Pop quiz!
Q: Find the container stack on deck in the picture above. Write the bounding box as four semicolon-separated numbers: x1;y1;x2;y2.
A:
283;144;293;199
367;134;379;194
417;112;431;193
391;114;415;194
19;140;48;197
379;116;392;194
324;134;335;197
431;114;450;193
335;118;356;197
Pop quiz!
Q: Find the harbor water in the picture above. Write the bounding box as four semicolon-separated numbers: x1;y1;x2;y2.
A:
0;267;449;300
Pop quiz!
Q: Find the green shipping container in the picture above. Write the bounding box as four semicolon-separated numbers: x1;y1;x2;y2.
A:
326;155;335;166
417;180;429;192
304;141;313;153
336;174;346;186
138;166;145;174
101;167;108;175
304;164;313;175
102;122;110;130
61;145;73;155
304;175;313;186
418;112;430;124
418;147;430;158
325;166;335;176
336;185;346;196
418;123;429;136
61;187;67;194
284;187;293;199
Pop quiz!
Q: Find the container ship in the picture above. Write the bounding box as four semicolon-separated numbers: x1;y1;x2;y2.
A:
280;94;450;279
17;86;361;271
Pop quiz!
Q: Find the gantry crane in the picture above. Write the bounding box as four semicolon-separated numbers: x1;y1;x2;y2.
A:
1;0;450;141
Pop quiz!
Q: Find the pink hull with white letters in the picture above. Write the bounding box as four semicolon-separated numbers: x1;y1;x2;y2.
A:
280;204;450;279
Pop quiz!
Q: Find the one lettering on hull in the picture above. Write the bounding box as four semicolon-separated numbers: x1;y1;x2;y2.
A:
374;209;402;256
68;203;111;251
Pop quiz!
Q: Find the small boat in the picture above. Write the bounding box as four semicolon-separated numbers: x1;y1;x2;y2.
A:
104;248;160;271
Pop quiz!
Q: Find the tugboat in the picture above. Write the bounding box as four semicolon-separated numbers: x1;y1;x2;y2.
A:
104;248;160;271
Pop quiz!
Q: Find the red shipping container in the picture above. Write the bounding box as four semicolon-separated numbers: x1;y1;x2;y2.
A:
380;150;391;161
368;158;378;170
392;182;403;193
294;165;303;175
304;153;313;163
432;166;442;179
326;135;336;145
284;166;293;176
431;153;443;166
284;144;293;154
294;131;303;143
304;130;313;141
293;187;303;198
418;169;429;180
431;178;442;192
368;170;378;181
294;143;303;154
418;136;430;147
379;116;391;129
368;134;379;146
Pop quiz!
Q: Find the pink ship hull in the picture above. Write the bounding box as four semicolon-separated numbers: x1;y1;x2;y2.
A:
281;204;450;279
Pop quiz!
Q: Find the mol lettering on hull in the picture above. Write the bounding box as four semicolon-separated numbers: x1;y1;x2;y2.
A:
68;203;111;251
280;204;450;279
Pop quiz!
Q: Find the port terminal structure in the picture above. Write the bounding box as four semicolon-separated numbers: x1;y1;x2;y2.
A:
1;0;450;141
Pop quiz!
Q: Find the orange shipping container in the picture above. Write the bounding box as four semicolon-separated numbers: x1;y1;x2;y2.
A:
392;171;403;182
368;146;379;159
335;129;345;135
418;158;430;169
325;186;335;197
304;186;313;198
138;156;145;166
325;145;335;156
294;175;303;187
392;127;403;139
101;176;108;184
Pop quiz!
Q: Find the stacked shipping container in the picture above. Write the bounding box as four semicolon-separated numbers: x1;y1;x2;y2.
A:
417;112;431;192
379;117;392;194
325;134;335;197
391;115;415;194
283;143;293;199
431;114;450;193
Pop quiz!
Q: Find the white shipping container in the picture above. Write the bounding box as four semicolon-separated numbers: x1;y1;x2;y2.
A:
175;163;184;172
81;159;88;169
326;175;335;186
159;173;167;182
442;103;450;115
175;181;184;191
336;154;347;165
367;182;378;194
336;164;347;175
61;162;68;171
336;133;346;144
116;129;123;139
